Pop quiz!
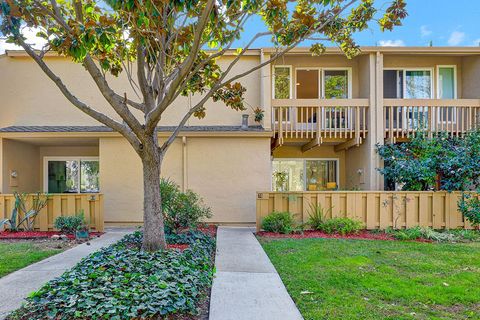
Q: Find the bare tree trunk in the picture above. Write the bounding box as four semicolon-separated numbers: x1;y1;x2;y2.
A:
141;143;167;251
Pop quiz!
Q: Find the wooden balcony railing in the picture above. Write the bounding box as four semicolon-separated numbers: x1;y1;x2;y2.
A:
272;99;369;146
384;99;480;142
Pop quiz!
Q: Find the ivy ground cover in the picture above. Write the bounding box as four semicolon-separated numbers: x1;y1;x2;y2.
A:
260;237;480;320
8;230;216;319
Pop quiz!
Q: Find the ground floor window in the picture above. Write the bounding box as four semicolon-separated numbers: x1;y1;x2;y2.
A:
44;157;99;193
272;159;338;191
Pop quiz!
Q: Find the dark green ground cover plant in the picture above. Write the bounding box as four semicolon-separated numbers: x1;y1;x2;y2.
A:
8;230;215;319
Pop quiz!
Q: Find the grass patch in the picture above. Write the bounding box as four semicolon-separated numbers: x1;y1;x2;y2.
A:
260;237;480;320
0;242;62;278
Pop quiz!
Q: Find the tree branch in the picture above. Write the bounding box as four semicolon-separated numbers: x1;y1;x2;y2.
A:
145;0;216;133
16;38;142;152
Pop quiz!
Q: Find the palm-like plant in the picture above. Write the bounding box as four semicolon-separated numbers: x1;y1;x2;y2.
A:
0;192;49;232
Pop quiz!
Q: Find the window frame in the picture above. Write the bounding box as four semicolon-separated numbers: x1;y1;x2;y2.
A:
43;156;100;194
383;67;435;99
271;158;340;191
436;65;458;123
321;67;353;99
272;65;293;100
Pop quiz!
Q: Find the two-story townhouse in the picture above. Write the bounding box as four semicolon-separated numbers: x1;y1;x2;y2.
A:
1;47;480;226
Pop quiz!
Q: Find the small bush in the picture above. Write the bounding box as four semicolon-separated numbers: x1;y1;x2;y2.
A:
385;227;479;242
458;192;480;227
262;211;295;234
53;212;85;234
307;203;330;230
317;217;363;235
160;178;212;233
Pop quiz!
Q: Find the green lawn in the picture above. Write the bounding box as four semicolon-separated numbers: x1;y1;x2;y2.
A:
0;242;62;278
260;238;480;320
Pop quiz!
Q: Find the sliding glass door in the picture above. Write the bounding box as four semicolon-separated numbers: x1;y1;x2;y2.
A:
45;157;99;193
384;69;433;130
272;159;339;191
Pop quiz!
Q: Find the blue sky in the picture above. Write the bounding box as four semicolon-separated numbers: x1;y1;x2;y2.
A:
2;0;480;53
234;0;480;48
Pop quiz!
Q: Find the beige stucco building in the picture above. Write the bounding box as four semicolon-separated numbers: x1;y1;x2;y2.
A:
1;47;480;226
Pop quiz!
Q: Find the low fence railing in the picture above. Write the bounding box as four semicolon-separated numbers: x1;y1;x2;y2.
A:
383;99;480;142
0;193;104;232
272;99;369;145
256;191;473;232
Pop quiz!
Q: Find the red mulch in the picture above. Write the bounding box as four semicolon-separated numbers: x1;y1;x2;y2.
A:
257;230;397;241
0;230;104;240
197;224;217;237
167;244;190;251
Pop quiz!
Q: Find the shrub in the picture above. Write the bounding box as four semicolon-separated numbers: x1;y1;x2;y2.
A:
386;227;472;242
307;203;330;230
458;192;480;227
8;230;216;319
317;217;363;235
261;211;295;234
54;212;85;234
160;178;212;233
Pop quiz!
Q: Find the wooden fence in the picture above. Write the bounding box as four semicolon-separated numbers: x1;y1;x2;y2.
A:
256;191;473;232
0;193;104;232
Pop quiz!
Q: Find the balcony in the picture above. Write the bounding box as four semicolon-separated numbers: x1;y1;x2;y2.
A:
384;99;480;142
272;99;369;152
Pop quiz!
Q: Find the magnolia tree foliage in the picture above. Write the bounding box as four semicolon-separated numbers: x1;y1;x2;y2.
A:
0;0;406;250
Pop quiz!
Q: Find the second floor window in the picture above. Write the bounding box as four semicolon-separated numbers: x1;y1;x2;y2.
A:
384;69;433;99
273;66;351;100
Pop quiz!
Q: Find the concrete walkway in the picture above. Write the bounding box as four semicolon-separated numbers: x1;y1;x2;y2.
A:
0;228;132;319
209;227;303;320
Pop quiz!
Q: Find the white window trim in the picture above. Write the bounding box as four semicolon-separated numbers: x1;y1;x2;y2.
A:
436;65;458;123
321;67;353;99
436;65;457;99
384;67;435;99
43;156;100;193
271;158;340;191
272;65;293;100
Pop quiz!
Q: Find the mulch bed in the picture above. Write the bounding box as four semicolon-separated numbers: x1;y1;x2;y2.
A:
0;231;104;240
257;230;397;241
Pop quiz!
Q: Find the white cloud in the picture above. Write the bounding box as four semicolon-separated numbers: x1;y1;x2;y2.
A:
0;27;47;54
378;40;405;47
448;31;465;46
420;25;432;38
472;39;480;47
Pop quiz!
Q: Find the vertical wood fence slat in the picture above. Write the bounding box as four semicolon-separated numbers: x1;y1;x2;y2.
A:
256;191;474;231
0;194;104;232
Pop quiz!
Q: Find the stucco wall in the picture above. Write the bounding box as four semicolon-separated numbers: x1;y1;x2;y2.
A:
99;136;271;225
461;56;480;99
1;139;40;193
272;145;346;188
0;55;261;128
